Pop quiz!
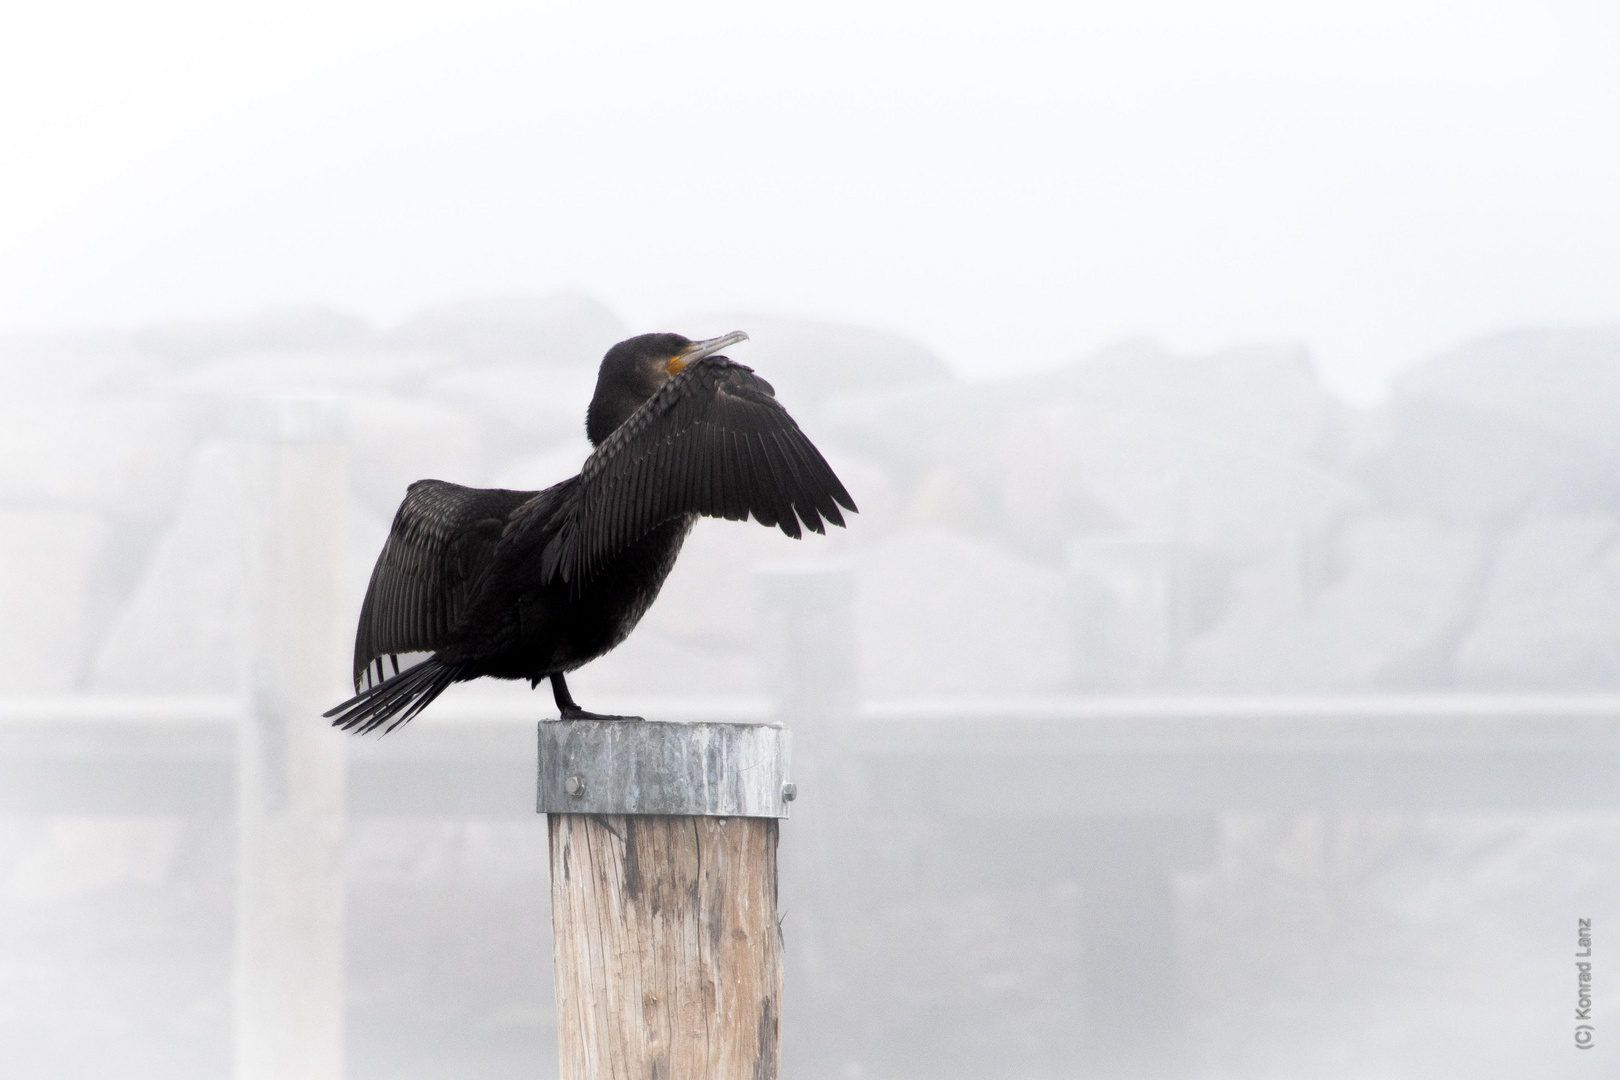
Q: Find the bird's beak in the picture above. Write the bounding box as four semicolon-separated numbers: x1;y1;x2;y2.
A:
667;330;749;375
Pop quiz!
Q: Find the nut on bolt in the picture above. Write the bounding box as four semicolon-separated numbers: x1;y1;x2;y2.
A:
781;782;797;803
563;774;586;797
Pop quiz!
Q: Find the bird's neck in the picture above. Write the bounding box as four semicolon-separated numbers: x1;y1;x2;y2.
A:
585;385;649;446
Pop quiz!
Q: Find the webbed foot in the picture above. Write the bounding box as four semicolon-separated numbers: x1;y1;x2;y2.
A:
558;705;644;722
549;672;643;721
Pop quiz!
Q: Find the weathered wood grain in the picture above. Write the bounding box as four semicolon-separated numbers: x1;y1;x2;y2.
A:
549;813;782;1080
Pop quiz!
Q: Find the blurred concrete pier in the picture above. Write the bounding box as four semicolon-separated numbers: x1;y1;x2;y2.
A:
4;691;1620;1076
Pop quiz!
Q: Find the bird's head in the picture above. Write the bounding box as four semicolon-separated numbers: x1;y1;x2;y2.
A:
586;330;749;445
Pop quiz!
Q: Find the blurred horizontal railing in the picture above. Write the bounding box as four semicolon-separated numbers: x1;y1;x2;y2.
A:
0;695;239;816
849;693;1620;814
0;694;768;817
4;692;1620;816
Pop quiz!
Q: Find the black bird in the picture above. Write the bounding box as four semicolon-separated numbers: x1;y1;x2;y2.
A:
324;331;856;733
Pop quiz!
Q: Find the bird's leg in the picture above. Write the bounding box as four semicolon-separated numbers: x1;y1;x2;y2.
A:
549;672;644;722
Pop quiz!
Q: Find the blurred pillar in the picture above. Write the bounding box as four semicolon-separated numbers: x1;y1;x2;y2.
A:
235;399;348;1080
1072;818;1215;1078
1066;535;1180;690
753;562;857;1075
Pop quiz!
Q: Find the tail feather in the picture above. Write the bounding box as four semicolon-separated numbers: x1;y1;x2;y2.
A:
323;657;460;735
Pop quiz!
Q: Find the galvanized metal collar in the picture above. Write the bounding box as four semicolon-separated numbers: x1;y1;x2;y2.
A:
537;719;794;818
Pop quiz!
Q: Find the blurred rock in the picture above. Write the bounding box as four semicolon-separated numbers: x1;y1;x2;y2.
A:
0;332;158;399
344;397;496;522
134;308;370;368
855;529;1069;697
1396;326;1620;459
1360;397;1613;526
1364;328;1620;524
0;509;109;691
692;312;956;405
90;443;246;693
162;348;449;400
418;363;598;456
1067;535;1178;690
1181;517;1485;690
827;338;1360;564
1061;338;1349;463
899;466;999;536
387;293;627;368
483;445;592;493
0;399;201;522
10;302;1620;702
1455;516;1620;688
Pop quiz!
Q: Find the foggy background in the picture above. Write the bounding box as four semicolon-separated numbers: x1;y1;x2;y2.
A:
4;1;1620;1078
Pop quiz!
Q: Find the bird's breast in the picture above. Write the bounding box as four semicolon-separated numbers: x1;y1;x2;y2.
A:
516;514;696;673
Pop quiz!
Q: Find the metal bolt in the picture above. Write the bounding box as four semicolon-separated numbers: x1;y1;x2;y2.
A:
781;782;797;803
564;775;586;797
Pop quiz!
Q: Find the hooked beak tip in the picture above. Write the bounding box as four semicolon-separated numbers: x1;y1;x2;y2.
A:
669;330;749;374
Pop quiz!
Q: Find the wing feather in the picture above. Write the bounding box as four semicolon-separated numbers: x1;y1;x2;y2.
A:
546;358;856;586
714;426;739;521
351;480;535;687
701;425;722;516
735;429;773;528
756;432;800;538
770;429;825;533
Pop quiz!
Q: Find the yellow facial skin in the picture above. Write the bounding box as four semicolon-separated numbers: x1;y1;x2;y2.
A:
665;331;747;377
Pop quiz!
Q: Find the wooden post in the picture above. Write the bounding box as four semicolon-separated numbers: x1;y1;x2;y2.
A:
236;399;348;1080
539;719;792;1079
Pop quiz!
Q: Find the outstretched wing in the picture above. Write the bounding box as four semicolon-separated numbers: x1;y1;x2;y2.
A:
540;357;856;587
352;479;536;688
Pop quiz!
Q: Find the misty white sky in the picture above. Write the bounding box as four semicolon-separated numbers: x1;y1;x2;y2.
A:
2;0;1617;401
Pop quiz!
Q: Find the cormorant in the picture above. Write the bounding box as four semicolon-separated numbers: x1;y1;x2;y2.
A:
324;331;855;733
